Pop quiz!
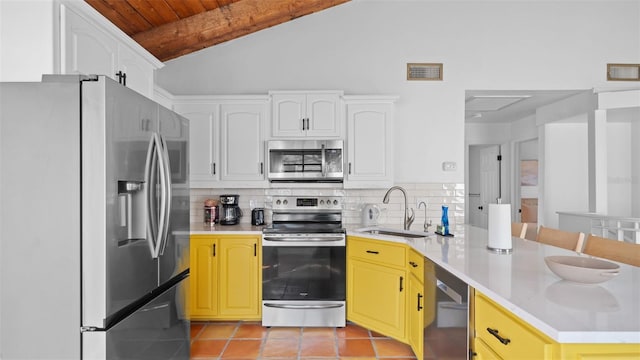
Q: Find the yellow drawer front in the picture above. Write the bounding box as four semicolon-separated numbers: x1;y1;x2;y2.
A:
475;293;552;360
407;248;424;281
348;236;406;268
473;337;503;360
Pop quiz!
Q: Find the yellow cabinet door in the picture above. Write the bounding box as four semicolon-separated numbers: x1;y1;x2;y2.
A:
407;272;424;360
190;236;218;318
218;235;261;319
347;258;406;340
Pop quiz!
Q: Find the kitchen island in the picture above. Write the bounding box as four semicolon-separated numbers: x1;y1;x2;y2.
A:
348;225;640;345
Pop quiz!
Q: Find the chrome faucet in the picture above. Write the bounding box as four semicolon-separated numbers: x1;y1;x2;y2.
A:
382;186;415;230
418;201;432;232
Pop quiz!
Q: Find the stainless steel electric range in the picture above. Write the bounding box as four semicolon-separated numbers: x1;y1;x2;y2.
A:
261;195;346;327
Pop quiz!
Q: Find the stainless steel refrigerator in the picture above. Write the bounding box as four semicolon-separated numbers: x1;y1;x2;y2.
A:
0;75;190;359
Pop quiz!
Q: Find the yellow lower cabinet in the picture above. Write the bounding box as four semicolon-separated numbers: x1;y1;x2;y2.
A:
218;236;261;319
407;272;424;360
475;292;554;360
347;258;406;340
189;234;261;321
190;235;218;318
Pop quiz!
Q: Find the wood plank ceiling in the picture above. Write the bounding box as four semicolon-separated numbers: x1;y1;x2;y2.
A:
85;0;351;62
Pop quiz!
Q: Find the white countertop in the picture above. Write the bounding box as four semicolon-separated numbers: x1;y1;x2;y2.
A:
347;224;640;344
180;223;265;235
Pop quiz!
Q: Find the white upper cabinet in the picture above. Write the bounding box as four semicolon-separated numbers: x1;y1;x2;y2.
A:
219;102;268;185
270;91;343;138
173;97;269;188
61;2;160;99
173;102;220;187
344;96;397;189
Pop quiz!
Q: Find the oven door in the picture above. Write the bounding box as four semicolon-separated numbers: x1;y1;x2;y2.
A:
262;236;346;301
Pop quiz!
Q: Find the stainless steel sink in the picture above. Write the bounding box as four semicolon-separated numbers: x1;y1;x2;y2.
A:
356;227;429;238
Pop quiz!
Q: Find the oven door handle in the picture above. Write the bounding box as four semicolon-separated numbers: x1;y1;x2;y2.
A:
263;236;345;242
263;303;344;310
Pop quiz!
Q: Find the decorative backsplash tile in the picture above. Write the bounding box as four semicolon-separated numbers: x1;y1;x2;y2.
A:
189;183;465;229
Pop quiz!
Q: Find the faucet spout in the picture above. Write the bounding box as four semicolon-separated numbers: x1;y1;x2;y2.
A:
382;186;414;230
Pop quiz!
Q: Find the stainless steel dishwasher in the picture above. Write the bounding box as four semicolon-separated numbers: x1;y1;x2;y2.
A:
424;258;470;359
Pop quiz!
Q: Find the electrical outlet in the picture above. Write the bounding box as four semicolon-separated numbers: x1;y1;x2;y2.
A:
442;161;457;171
416;197;429;209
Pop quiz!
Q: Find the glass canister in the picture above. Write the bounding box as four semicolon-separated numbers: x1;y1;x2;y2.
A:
204;199;219;227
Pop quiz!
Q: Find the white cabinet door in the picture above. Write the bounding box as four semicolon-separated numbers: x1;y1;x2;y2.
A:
117;44;155;99
271;93;306;137
220;103;267;184
270;92;342;138
344;99;395;188
62;4;117;79
173;103;219;187
306;93;341;137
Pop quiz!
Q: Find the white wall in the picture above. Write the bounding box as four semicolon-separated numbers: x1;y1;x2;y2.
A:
0;0;57;81
157;0;640;184
544;119;589;227
634;119;640;218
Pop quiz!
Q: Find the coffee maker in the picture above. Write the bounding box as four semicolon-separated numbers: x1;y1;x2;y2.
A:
219;194;242;225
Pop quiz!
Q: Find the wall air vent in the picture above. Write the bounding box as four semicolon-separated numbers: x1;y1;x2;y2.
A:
607;64;640;81
407;63;443;81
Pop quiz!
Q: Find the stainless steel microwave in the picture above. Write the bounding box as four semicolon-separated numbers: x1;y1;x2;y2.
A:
267;140;344;182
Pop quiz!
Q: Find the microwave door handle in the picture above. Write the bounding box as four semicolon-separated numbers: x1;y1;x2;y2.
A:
321;143;326;177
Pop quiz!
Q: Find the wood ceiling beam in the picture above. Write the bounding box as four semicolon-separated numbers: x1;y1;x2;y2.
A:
132;0;350;61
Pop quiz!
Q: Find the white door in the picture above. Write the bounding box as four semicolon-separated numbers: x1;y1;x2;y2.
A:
478;145;500;228
306;93;340;137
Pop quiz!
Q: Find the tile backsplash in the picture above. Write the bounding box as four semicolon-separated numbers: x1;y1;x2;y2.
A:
189;183;465;229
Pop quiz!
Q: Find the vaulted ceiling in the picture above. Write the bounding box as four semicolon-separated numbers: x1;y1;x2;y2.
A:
85;0;351;62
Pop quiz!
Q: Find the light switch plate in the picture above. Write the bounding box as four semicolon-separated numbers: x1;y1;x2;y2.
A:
442;161;457;171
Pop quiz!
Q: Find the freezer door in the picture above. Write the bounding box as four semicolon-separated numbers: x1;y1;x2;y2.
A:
158;106;190;285
83;277;190;360
82;78;160;327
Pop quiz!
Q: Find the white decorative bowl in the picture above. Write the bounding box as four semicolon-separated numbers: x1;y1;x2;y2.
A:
544;256;620;284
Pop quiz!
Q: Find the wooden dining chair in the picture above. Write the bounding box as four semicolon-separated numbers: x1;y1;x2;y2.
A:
582;234;640;267
511;222;528;239
536;225;585;252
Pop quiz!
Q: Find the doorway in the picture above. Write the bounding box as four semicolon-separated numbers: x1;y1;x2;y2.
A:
515;139;539;239
468;144;501;229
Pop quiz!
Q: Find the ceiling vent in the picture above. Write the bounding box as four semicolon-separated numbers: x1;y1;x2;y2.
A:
407;63;443;81
607;63;640;81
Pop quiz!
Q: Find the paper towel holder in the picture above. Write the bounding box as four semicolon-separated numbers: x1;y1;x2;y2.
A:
486;199;513;254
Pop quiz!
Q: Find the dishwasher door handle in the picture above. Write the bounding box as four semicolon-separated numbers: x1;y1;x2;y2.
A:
436;279;463;305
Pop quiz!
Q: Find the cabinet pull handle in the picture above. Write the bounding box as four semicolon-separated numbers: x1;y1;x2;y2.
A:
254;243;257;257
213;244;216;257
399;276;404;292
348;162;352;174
486;328;511;345
211;163;217;175
260;162;264;174
306;118;310;130
417;293;423;311
301;118;305;131
366;250;379;254
409;261;418;268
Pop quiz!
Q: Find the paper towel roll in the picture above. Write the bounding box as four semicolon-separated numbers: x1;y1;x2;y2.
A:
487;203;512;253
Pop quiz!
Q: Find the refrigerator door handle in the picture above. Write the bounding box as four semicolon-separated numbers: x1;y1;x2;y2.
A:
144;132;166;259
158;134;172;256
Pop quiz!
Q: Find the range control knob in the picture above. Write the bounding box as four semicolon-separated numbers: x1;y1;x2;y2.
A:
320;200;325;205
283;199;288;205
276;200;281;205
333;199;339;206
